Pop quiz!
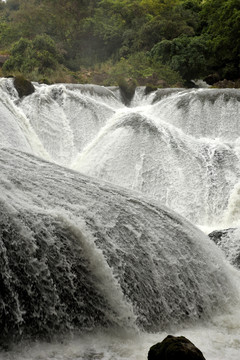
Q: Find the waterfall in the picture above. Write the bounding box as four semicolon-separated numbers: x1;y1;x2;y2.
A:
0;147;238;341
1;78;240;226
1;78;240;359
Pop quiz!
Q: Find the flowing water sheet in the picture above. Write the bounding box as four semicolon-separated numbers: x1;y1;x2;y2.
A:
1;78;240;359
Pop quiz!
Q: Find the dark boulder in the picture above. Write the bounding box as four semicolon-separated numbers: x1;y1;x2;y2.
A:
203;73;220;85
13;75;35;98
184;80;199;88
148;335;206;360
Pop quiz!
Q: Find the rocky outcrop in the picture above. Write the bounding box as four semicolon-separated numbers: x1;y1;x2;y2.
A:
118;78;136;105
212;79;240;88
209;228;240;268
208;228;236;245
13;75;35;98
148;335;206;360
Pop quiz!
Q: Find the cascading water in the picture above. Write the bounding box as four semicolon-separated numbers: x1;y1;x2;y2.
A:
1;77;240;359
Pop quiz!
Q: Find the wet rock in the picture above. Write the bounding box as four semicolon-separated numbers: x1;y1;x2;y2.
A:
209;228;240;268
118;78;136;105
13;75;35;98
203;73;220;85
208;228;236;245
148;335;206;360
144;84;158;95
152;89;183;103
184;80;199;88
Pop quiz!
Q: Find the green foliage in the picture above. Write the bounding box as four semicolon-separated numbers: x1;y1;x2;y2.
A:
3;34;62;76
138;0;202;49
88;0;201;58
11;37;31;57
201;0;240;79
5;0;20;12
105;52;182;86
150;35;209;81
0;20;14;48
0;0;239;84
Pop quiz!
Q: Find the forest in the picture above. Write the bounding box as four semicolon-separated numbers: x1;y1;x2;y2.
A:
0;0;239;87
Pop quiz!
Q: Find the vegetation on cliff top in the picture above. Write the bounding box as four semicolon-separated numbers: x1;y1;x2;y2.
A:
0;0;239;86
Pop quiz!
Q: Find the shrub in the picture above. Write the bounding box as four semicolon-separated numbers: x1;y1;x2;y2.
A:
150;35;209;81
3;34;62;77
106;51;182;86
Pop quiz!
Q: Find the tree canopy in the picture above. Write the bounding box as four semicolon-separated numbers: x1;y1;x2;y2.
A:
0;0;239;85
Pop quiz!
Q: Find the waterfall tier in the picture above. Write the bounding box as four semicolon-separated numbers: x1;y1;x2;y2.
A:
1;78;240;226
0;148;237;341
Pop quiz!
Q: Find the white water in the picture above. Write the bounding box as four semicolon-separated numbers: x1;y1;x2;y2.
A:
1;78;240;359
2;79;240;227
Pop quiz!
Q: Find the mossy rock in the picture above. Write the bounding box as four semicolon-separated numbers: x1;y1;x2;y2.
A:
14;75;35;98
118;78;136;105
144;84;158;95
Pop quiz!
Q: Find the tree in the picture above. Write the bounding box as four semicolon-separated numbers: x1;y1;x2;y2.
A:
3;34;62;75
150;35;209;81
201;0;240;79
105;51;182;86
1;0;239;84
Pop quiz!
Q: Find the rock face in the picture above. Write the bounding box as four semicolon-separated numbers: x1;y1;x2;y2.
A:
209;227;240;268
13;75;35;98
148;335;206;360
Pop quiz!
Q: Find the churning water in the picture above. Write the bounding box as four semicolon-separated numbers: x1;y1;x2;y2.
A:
1;78;240;359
